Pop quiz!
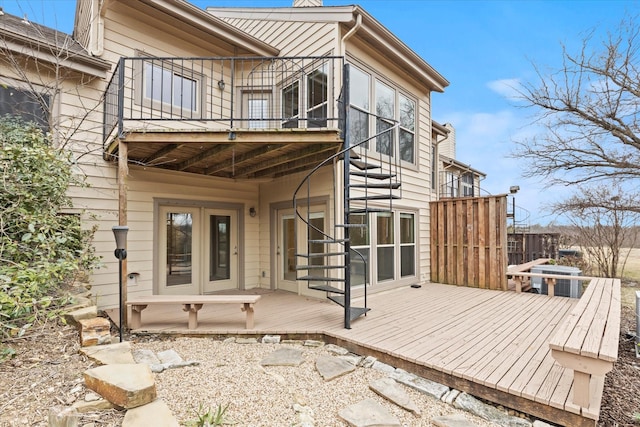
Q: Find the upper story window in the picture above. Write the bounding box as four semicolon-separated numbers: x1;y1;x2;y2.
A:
462;172;475;197
135;57;204;118
348;64;417;164
280;62;329;128
0;84;50;132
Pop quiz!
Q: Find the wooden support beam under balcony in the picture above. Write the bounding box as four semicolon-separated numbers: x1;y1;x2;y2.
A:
105;128;343;179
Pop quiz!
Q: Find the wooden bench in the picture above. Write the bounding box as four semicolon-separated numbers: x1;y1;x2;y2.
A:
548;278;620;415
507;258;551;292
126;295;261;330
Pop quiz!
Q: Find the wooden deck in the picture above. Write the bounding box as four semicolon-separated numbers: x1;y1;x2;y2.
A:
125;282;604;426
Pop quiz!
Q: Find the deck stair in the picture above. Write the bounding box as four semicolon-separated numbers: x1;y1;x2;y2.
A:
293;64;401;328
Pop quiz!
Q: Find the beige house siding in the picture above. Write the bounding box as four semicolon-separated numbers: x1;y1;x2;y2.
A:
213;16;338;58
3;0;469;311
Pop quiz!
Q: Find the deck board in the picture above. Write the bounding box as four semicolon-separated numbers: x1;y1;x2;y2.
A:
126;282;610;426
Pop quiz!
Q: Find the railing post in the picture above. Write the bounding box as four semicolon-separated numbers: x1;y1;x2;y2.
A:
343;63;351;329
117;57;125;139
230;58;235;129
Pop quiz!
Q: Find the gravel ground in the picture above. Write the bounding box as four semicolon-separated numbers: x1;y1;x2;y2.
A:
132;337;498;426
1;305;637;427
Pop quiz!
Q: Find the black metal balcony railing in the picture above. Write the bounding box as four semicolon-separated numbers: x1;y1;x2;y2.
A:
102;56;344;147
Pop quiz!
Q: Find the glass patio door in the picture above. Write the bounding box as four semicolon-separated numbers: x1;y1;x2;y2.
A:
203;209;238;293
276;208;326;295
159;206;200;295
158;206;238;295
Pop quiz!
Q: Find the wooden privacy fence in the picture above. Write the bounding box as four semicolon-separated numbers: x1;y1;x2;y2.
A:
430;196;508;290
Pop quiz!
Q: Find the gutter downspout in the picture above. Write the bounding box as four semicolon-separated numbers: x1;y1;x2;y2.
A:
340;12;362;58
336;12;362;224
89;0;104;56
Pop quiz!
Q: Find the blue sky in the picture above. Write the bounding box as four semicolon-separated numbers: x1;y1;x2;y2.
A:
1;0;637;225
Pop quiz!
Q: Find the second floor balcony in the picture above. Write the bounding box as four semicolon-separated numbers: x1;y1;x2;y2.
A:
102;56;345;179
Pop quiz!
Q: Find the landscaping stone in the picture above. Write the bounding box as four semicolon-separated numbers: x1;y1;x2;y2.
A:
442;389;461;405
432;414;478;427
453;392;532;426
78;317;112;347
371;360;395;374
315;355;356;381
64;306;97;325
324;343;349;355
282;339;304;345
359;355;377;368
260;347;304;366
83;364;156;409
303;339;324;347
71;399;117;413
533;421;556;427
391;369;450;400
80;342;135;365
338;399;401;427
261;334;281;344
48;406;79;427
157;349;183;364
369;377;420;415
338;353;364;366
122;399;179;427
132;349;161;365
222;337;236;343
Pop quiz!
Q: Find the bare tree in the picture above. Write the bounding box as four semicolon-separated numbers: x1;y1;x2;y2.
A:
552;183;640;278
0;11;108;165
514;15;640;207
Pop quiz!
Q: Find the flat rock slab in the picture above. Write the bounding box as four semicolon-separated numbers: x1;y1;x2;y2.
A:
391;370;450;400
260;347;304;366
432;414;478;427
454;393;532;427
338;398;400;427
157;349;183;364
65;306;97;324
122;399;179;427
132;349;161;365
369;377;420;415
80;341;135;365
78;317;112;347
83;364;156;409
316;355;356;381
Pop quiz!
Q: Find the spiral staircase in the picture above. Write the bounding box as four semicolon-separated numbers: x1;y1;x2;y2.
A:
292;65;401;329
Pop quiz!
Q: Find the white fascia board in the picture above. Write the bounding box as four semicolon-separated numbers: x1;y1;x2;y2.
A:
1;35;109;78
206;6;356;24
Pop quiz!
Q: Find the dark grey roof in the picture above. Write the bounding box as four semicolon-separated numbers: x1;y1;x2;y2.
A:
0;9;110;72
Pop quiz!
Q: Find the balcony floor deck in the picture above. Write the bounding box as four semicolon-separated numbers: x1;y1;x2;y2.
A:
122;282;603;426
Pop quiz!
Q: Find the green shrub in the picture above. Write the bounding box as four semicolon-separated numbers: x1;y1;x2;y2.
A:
0;116;100;339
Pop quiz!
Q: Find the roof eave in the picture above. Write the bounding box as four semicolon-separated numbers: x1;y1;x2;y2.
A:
139;0;279;57
353;6;448;92
0;29;110;78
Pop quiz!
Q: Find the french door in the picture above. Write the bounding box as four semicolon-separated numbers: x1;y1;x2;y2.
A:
159;206;238;295
276;207;326;295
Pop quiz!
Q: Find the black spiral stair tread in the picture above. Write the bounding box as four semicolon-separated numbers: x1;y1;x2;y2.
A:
308;284;346;294
349;195;401;201
296;251;348;258
350;171;397;179
350;159;380;170
350;182;401;189
295;265;346;270
298;275;347;282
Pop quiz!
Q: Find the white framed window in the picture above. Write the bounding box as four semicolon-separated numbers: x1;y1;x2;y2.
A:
279;62;329;129
348;209;417;287
462;172;475;197
281;80;300;128
0;76;53;132
348;66;370;149
347;63;417;163
306;63;328;128
134;57;205;117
